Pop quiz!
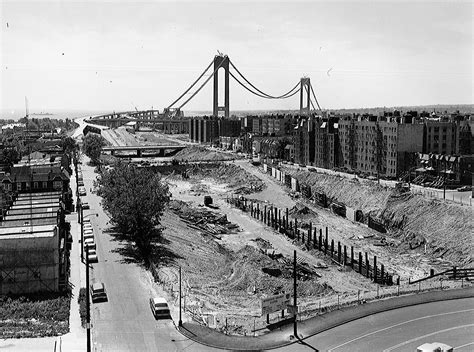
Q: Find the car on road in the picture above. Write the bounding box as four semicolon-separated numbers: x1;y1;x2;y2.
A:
88;248;98;263
78;186;87;196
90;282;107;303
82;201;90;209
456;185;472;192
149;297;170;319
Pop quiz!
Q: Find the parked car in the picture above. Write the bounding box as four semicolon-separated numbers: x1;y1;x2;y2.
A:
149;297;170;319
83;232;94;241
88;248;98;263
82;201;90;210
456;185;472;192
90;282;107;303
78;186;87;196
83;238;96;250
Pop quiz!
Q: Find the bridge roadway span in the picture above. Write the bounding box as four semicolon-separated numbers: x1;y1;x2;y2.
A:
102;144;186;157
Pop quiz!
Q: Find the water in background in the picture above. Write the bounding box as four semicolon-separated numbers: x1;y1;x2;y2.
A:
0;108;111;121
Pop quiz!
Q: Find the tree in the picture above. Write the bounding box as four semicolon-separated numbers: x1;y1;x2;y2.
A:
62;136;78;158
95;160;170;262
82;133;105;164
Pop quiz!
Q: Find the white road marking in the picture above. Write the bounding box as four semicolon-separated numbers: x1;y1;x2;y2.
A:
383;324;474;351
327;308;474;351
454;342;474;350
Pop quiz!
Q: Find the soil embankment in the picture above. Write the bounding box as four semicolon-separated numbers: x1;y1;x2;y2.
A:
282;168;473;266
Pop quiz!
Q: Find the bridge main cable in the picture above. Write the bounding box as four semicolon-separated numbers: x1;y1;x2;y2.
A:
229;71;300;99
167;59;214;109
177;57;227;110
229;59;300;99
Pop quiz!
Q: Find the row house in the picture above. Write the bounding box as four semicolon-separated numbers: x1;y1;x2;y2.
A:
415;153;474;184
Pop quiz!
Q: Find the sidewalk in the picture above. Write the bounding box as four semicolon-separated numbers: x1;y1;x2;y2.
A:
178;286;474;351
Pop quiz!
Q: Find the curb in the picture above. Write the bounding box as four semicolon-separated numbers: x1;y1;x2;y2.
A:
176;287;474;351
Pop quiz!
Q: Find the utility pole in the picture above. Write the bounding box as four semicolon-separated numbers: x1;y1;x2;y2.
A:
443;160;447;200
80;203;84;262
293;250;297;338
85;246;91;352
179;266;182;327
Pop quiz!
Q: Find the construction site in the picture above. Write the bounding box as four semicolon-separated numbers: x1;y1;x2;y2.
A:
94;125;473;336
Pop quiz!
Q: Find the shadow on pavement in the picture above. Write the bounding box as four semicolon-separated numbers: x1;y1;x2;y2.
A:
104;225;182;268
297;336;319;351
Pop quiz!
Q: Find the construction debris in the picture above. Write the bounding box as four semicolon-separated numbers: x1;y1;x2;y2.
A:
169;200;240;238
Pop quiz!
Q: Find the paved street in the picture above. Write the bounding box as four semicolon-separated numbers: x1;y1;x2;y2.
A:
275;297;474;352
80;157;215;352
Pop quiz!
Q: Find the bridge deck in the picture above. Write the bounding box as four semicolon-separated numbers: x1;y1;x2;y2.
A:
102;145;186;151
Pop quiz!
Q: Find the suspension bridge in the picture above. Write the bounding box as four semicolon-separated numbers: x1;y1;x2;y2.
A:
89;54;323;127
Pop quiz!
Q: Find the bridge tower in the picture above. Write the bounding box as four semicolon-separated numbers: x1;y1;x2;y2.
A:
299;78;311;115
213;55;230;118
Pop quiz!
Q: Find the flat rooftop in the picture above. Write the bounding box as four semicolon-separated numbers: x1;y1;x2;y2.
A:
0;224;56;236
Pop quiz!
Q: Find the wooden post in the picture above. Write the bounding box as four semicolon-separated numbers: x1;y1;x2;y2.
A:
264;205;267;223
359;252;362;273
286;208;289;228
365;253;370;278
344;245;347;266
313;228;318;249
381;264;384;284
319;230;322;251
337;241;341;263
325;231;328;254
351;246;354;268
373;256;377;283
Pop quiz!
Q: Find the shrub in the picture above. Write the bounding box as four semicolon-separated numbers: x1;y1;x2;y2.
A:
78;288;87;328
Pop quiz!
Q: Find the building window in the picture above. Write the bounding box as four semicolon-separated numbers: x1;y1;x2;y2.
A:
43;181;48;189
17;182;21;190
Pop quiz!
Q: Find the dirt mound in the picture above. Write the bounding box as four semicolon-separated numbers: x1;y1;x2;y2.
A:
188;163;266;194
381;193;473;266
173;146;236;161
288;203;318;221
282;167;473;266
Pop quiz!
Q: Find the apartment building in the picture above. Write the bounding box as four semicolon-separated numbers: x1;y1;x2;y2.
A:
314;118;340;169
423;120;459;155
338;115;423;178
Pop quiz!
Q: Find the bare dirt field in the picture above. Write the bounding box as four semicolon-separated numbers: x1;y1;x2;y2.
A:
151;161;462;335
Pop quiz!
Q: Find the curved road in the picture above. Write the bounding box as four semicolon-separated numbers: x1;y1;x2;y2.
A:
276;297;474;352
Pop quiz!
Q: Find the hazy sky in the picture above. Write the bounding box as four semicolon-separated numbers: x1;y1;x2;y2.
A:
1;0;472;114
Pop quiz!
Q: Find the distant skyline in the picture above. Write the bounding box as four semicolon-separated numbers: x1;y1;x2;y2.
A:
1;1;472;113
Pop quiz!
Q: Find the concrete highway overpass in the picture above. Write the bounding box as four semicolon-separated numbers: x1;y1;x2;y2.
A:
102;145;186;157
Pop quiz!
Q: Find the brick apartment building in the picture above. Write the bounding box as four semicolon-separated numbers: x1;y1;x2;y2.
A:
338;115;423;178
